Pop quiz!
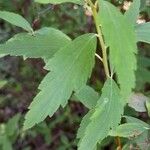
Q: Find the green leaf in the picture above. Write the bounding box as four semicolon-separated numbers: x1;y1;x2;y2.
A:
78;79;124;150
6;114;21;137
77;110;97;150
124;116;150;149
0;27;71;61
74;86;99;109
35;0;83;5
136;56;150;90
23;33;97;130
134;131;150;150
109;123;150;138
0;80;7;89
99;0;137;100
77;110;93;139
1;135;12;150
124;116;150;127
0;11;33;33
136;22;150;44
125;0;140;25
146;100;150;117
137;56;150;68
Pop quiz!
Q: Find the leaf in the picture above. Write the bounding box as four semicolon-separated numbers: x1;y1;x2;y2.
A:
125;0;141;25
35;0;83;5
23;33;97;130
78;79;124;150
74;86;99;109
136;56;150;90
99;0;137;100
146;100;150;117
0;11;33;33
134;131;150;150
128;93;148;112
124;116;150;127
109;123;150;138
77;110;97;150
6;114;21;137
124;116;150;150
136;22;150;44
137;56;150;68
0;27;71;61
77;110;93;139
0;80;7;89
1;135;12;150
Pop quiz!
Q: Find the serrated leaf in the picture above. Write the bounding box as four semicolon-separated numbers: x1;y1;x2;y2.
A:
109;123;150;138
35;0;83;5
77;110;93;139
136;22;150;43
124;0;140;25
77;110;97;150
0;27;71;61
0;11;33;33
74;86;99;109
99;0;137;100
23;33;97;130
78;79;124;150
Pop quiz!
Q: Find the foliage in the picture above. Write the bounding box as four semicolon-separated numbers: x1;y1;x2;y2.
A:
78;79;124;150
24;33;97;130
0;114;21;150
0;0;150;149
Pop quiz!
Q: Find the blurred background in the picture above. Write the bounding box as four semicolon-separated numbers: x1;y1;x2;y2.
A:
0;0;150;149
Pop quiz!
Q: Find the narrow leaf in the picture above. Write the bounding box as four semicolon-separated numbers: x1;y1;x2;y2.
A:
125;0;140;25
136;22;150;43
99;0;137;100
23;33;97;130
0;11;33;32
78;79;124;150
35;0;83;5
0;27;71;61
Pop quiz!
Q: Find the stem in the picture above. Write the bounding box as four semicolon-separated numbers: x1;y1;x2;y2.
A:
95;53;103;62
87;0;110;78
115;137;122;150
